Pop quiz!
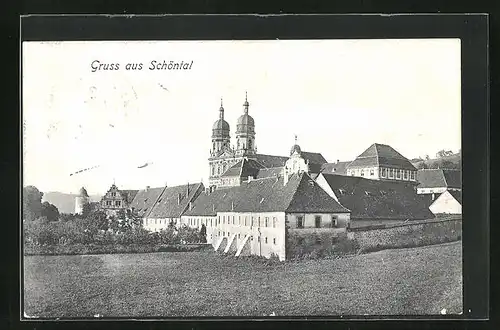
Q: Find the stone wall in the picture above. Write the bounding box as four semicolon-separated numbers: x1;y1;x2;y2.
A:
286;228;357;259
347;216;462;252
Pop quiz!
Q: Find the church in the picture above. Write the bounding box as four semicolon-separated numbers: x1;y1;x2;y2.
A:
209;92;329;190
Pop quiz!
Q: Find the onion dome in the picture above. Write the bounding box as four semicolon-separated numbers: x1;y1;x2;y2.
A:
290;144;302;155
212;98;230;138
79;187;89;197
236;91;255;133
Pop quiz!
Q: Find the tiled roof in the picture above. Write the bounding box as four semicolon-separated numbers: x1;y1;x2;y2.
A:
221;158;265;179
184;172;349;216
321;161;351;175
255;154;289;168
301;152;328;165
448;190;462;204
147;183;204;218
129;187;166;217
321;173;434;220
347;143;416;171
416;169;462;189
120;190;138;204
256;167;283;179
254;151;328;169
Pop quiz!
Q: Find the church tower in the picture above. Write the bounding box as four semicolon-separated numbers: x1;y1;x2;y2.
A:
211;98;231;156
235;92;256;157
208;98;233;189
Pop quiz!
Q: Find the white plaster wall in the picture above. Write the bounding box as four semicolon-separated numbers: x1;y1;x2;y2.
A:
429;191;462;214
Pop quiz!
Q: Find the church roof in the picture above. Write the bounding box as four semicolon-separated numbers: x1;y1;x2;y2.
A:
254;154;289;168
184;172;349;216
147;183;204;219
347;143;416;171
416;169;462;189
254;151;327;169
320;173;434;221
221;158;265;179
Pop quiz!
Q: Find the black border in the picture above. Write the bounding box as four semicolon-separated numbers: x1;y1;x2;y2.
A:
12;13;490;329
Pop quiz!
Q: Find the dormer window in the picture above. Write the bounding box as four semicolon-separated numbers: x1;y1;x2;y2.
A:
381;168;387;178
360;170;365;177
369;169;374;176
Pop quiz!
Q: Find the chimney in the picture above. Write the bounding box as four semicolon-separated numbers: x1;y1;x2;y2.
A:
337;159;340;164
248;176;254;182
145;186;150;192
231;201;234;211
187;182;190;196
177;193;181;205
189;201;193;210
212;204;215;212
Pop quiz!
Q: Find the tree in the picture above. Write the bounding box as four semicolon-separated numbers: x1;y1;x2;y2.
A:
23;186;44;221
415;162;428;170
82;202;97;218
436;149;454;158
89;209;109;232
41;201;60;222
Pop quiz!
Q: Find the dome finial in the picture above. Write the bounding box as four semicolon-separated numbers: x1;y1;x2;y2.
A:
219;97;224;119
243;91;249;114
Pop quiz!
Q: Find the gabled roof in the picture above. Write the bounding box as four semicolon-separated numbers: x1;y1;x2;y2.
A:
120;190;139;204
301;152;328;165
147;183;204;218
129;187;165;217
184;173;349;216
221;158;265;179
320;173;434;220
347;143;416;171
417;169;462;189
448;190;462;204
321;161;351;175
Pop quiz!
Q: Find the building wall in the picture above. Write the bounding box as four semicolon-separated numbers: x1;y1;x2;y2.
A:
208;156;242;187
429;191;462;215
347;217;462;252
286;212;351;229
350;219;408;228
74;196;88;215
143;217;181;232
183;211;287;260
101;186;129;211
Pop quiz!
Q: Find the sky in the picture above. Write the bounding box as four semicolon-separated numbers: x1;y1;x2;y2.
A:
22;39;461;195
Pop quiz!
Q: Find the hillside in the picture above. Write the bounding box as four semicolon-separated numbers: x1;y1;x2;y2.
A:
42;192;102;214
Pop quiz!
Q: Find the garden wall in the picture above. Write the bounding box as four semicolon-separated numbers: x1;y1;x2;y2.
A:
286;228;358;259
347;216;462;253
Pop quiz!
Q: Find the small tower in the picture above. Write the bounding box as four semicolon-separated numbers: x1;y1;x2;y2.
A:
75;186;90;215
235;91;256;157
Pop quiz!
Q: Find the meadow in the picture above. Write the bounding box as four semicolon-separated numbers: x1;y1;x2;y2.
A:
23;241;462;318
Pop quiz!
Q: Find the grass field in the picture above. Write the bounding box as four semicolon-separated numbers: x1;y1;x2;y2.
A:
23;241;462;317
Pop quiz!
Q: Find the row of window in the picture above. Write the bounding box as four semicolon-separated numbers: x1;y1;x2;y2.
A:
211;232;276;245
104;200;122;207
145;218;178;226
296;215;338;229
191;215;279;228
350;168;416;180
